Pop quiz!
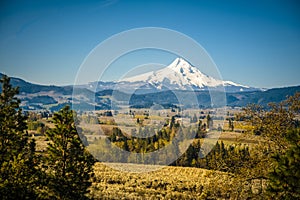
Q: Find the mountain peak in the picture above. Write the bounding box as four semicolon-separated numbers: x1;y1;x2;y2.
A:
168;57;192;69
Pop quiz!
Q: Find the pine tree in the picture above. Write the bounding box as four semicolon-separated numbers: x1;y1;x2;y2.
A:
268;129;300;199
170;116;176;129
44;105;95;199
196;120;206;138
228;118;234;131
0;75;41;199
206;114;213;129
191;114;198;123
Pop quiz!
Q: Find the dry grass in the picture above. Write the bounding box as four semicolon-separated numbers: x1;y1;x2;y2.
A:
34;135;48;152
89;162;241;199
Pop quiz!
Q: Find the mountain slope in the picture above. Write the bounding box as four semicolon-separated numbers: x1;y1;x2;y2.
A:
0;73;99;111
89;58;259;93
226;85;300;107
121;58;244;88
123;85;300;108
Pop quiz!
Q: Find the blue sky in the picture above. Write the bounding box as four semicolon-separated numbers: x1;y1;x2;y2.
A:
0;0;299;88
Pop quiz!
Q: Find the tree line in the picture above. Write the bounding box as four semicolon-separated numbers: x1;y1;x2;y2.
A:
90;113;250;173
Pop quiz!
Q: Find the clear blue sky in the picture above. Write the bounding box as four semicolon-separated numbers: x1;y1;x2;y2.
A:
0;0;299;88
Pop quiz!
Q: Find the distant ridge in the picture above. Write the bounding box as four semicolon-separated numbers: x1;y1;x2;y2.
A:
1;71;299;111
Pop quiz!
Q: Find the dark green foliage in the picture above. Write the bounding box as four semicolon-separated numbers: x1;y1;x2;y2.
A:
0;75;41;199
108;126;173;154
170;116;176;129
268;129;300;199
175;140;251;173
206;114;213;129
44;105;95;199
195;120;206;138
228;118;234;131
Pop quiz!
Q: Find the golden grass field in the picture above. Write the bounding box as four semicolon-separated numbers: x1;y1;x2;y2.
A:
89;162;239;199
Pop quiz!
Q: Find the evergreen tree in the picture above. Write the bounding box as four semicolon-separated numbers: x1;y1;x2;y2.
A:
228;118;234;131
268;129;300;199
44;105;95;199
196;120;206;138
170;116;176;129
191;114;198;123
0;75;41;199
206;114;213;129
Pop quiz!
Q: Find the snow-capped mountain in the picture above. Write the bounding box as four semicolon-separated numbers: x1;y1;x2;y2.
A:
88;58;259;93
121;58;251;91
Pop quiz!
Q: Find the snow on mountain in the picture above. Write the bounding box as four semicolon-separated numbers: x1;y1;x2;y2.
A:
118;58;254;92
